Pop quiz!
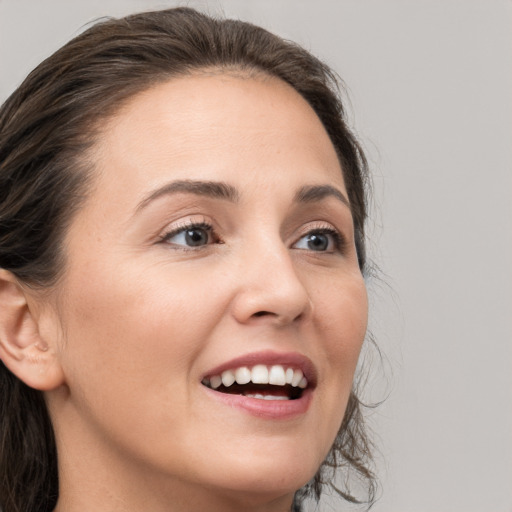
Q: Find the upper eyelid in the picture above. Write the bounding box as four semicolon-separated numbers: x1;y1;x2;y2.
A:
293;221;350;253
293;226;345;249
158;218;215;243
292;220;344;238
162;219;341;236
156;215;348;246
160;216;211;233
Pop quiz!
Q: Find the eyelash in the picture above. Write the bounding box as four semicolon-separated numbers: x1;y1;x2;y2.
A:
297;226;346;253
159;220;346;253
159;220;217;248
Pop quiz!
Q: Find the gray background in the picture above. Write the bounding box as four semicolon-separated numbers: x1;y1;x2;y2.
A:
1;1;511;511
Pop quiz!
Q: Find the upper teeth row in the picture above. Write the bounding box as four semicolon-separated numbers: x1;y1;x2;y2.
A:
203;364;308;389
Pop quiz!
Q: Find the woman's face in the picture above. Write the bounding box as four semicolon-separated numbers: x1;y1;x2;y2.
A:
46;73;368;507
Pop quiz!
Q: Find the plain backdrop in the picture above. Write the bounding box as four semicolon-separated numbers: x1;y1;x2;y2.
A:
1;1;511;511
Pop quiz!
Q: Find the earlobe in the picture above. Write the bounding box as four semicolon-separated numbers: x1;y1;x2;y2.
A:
0;269;65;391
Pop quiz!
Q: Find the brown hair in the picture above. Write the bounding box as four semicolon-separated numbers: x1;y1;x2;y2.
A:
0;7;375;512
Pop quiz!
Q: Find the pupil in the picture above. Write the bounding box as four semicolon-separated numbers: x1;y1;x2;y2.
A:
307;233;328;251
185;228;208;246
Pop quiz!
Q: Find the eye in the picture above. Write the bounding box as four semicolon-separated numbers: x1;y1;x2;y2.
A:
161;222;216;248
293;229;342;252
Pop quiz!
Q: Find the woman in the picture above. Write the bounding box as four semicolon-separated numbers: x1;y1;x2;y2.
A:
0;7;375;512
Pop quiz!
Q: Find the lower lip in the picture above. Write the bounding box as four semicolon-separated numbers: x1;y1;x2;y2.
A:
202;386;313;420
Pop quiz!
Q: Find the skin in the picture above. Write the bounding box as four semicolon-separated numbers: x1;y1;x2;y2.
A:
24;74;367;511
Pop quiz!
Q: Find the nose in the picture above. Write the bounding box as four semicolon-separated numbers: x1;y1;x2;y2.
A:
230;241;312;327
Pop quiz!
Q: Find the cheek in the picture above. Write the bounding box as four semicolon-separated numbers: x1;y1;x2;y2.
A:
315;272;368;357
55;260;226;397
312;272;368;411
52;261;232;463
295;273;367;470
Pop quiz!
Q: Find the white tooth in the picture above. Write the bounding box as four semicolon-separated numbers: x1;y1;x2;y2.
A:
221;370;236;387
268;365;286;386
246;393;288;401
291;369;304;387
210;375;222;389
298;376;308;389
251;365;269;384
245;393;290;400
201;377;210;386
285;368;294;384
235;367;251;385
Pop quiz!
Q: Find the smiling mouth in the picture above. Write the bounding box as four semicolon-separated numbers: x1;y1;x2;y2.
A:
202;364;308;401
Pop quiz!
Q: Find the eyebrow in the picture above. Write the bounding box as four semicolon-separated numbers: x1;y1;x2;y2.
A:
137;179;240;211
136;180;350;212
294;184;350;208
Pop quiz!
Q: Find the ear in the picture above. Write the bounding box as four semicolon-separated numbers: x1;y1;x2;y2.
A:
0;269;65;391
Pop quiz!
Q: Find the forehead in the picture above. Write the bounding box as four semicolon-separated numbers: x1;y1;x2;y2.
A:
92;73;345;193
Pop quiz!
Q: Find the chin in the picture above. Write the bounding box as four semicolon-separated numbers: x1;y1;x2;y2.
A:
199;448;321;501
205;475;307;510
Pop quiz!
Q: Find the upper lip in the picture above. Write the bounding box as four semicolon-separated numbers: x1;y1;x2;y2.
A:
202;350;317;388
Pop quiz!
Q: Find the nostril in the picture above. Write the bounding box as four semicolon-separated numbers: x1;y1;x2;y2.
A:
251;309;304;324
253;311;273;317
